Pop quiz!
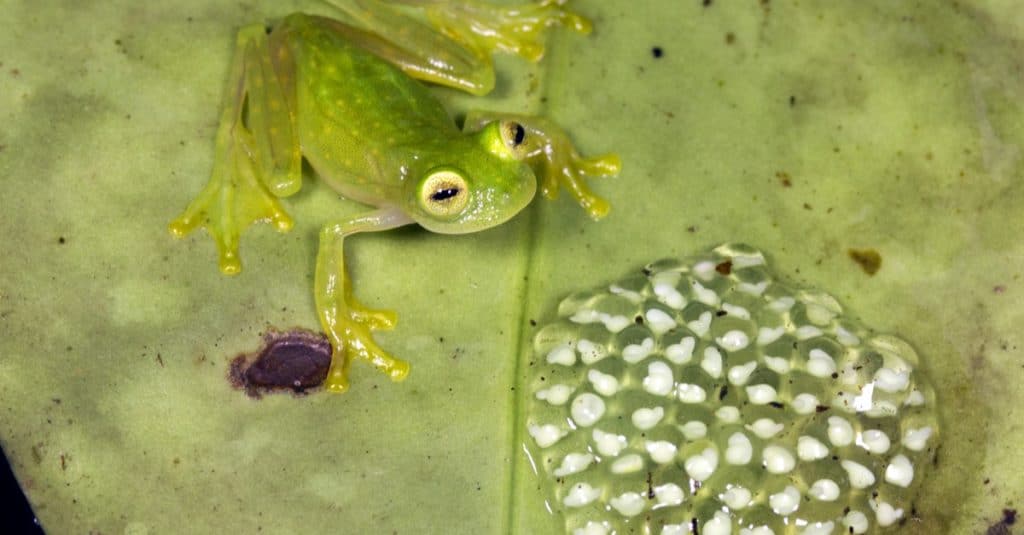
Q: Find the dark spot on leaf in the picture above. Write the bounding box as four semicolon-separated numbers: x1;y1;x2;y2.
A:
651;46;663;58
848;248;882;275
229;329;331;398
715;260;732;275
815;405;830;413
768;401;784;409
987;509;1017;535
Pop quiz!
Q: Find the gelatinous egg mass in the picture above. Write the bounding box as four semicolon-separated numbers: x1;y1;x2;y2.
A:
525;244;939;535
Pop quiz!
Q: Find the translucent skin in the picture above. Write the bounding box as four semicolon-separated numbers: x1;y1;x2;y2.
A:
169;0;621;392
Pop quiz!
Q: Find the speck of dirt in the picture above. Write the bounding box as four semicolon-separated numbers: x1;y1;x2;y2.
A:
776;171;792;187
702;0;713;6
715;260;733;275
651;46;663;58
848;248;882;275
987;508;1017;535
229;329;332;398
725;32;735;45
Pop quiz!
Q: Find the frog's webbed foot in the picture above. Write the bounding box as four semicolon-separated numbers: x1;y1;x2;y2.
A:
168;127;294;274
467;111;621;219
424;0;592;62
169;24;300;274
318;291;410;393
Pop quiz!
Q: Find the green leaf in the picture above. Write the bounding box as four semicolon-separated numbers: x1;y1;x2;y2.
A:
0;1;1021;533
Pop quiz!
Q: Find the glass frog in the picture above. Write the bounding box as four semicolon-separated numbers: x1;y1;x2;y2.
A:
169;0;621;393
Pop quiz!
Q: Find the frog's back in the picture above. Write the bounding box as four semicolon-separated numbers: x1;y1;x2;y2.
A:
279;14;455;155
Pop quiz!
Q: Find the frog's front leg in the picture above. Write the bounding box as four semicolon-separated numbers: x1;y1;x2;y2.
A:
465;112;621;219
168;24;301;274
316;208;414;393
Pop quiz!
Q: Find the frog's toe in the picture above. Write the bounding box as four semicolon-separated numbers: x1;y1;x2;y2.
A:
218;251;242;276
324;358;351;393
580;195;610;220
168;217;193;238
272;211;295;232
350;307;398;331
386;359;410;382
540;0;592;35
577;153;622;177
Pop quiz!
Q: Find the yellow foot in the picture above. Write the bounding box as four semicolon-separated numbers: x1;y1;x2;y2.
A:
167;144;295;276
323;322;411;393
320;299;409;393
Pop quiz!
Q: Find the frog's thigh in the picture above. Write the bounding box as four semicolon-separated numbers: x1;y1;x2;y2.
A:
242;25;302;197
318;1;494;94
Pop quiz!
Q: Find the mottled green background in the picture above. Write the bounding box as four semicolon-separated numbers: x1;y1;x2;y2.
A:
1;1;1021;533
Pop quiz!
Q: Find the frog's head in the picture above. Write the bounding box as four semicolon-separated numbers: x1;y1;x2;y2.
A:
407;120;537;234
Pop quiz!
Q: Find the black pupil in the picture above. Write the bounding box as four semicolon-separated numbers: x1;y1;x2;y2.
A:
511;123;525;146
431;188;460;202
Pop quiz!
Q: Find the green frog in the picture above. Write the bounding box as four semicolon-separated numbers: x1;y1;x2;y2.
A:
169;0;620;393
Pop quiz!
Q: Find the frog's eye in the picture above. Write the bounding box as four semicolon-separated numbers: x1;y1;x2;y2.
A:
420;170;470;218
499;121;528;152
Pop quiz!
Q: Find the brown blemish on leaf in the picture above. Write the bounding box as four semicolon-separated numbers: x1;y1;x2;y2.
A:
986;508;1017;535
715;260;733;275
229;329;331;398
848;248;882;275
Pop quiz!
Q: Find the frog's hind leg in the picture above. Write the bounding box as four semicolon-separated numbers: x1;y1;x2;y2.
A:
168;24;299;274
319;0;591;95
